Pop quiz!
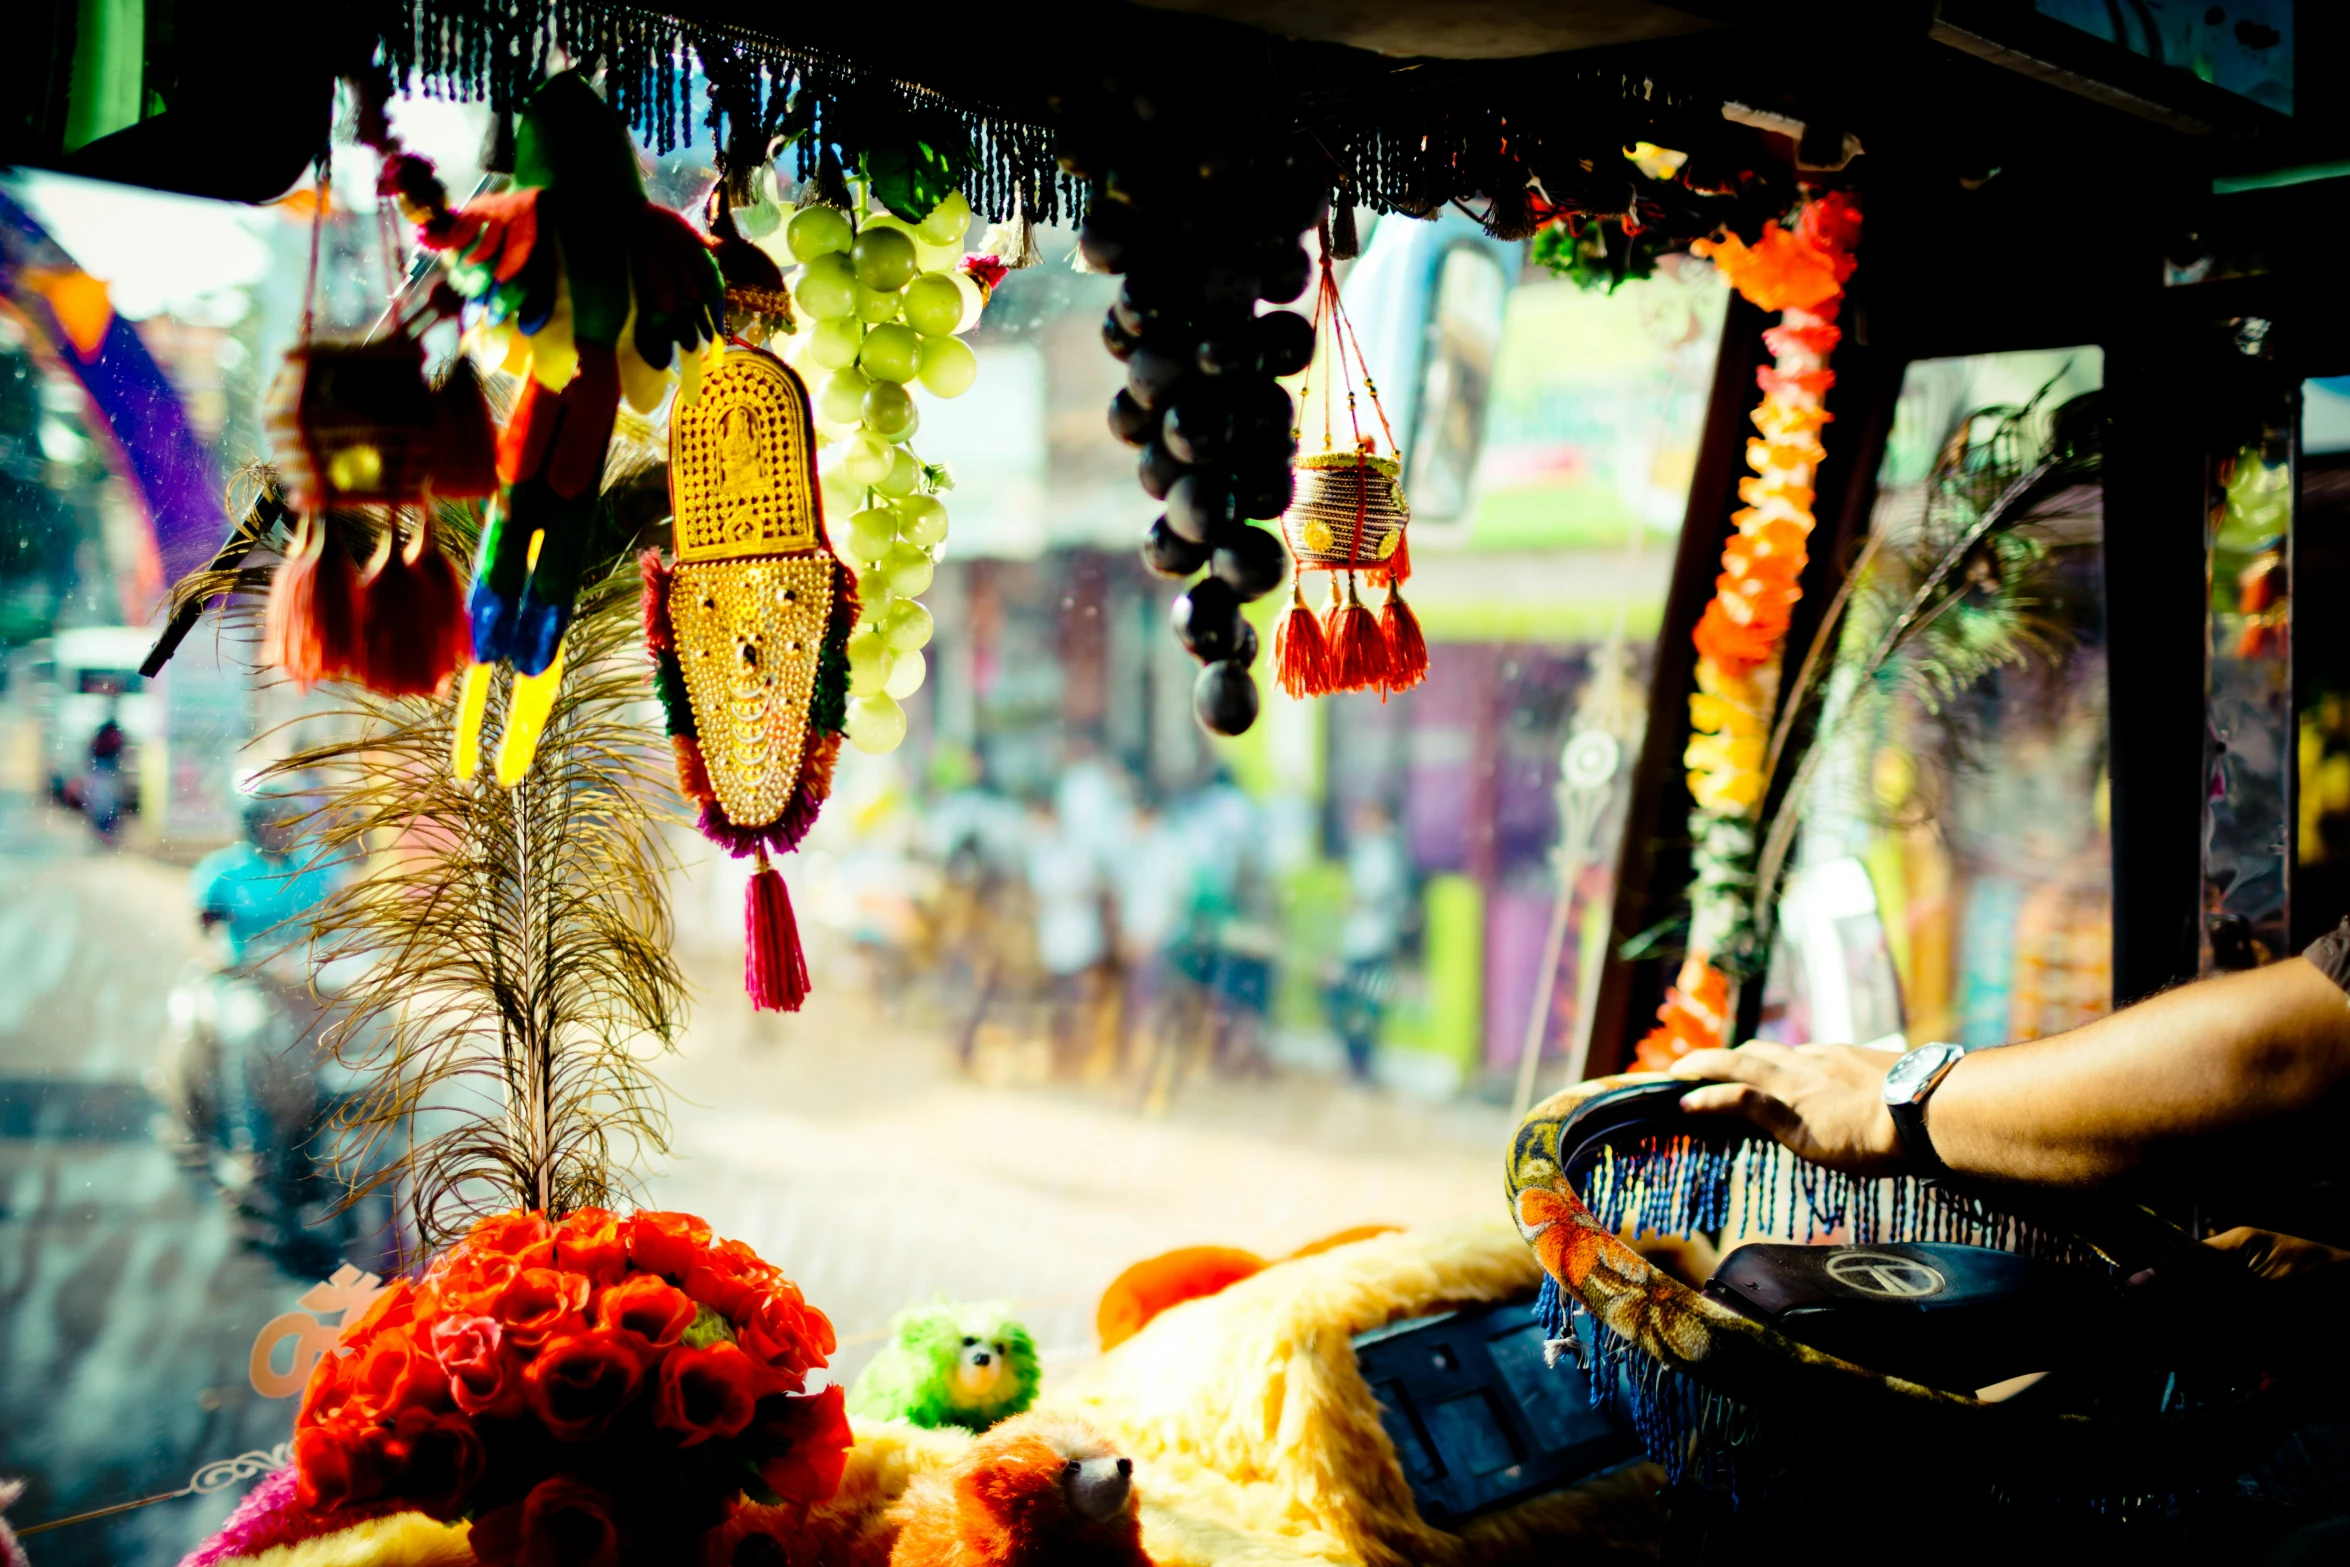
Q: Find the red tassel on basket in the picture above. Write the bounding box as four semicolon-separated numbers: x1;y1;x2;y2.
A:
746;850;810;1013
358;519;428;695
357;513;469;697
1325;573;1389;693
264;513;362;687
413;512;471;689
1273;577;1333;698
1379;582;1429;696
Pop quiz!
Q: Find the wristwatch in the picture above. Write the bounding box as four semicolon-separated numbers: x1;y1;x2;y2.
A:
1883;1041;1967;1178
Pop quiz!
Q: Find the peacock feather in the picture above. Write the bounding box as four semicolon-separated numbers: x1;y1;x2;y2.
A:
164;423;686;1258
1744;376;2094;962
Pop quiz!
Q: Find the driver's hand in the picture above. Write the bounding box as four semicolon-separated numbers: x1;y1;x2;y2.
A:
1669;1043;1909;1176
2197;1226;2350;1281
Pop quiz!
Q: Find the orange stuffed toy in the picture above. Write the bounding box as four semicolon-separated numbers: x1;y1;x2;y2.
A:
888;1411;1153;1567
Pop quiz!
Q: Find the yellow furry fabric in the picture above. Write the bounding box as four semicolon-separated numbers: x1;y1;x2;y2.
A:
787;1416;974;1567
197;1224;1654;1567
1040;1218;1661;1567
202;1512;474;1567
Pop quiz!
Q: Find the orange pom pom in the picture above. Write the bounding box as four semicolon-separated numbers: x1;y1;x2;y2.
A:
1096;1247;1266;1351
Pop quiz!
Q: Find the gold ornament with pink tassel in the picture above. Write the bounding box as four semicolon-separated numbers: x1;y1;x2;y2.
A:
642;345;856;1013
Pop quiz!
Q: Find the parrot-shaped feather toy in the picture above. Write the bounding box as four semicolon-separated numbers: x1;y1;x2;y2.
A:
419;72;726;784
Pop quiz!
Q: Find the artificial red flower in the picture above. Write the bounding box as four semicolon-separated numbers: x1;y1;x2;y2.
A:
384;1407;487;1519
553;1208;630;1283
1795;189;1864;265
339;1277;417;1347
497;1267;592;1351
627;1210;714;1280
468;1211;559;1268
959;254;1007;295
701;1507;803;1567
655;1341;764;1447
424;1249;522;1320
432;1313;527;1418
595;1273;698;1350
523;1329;647;1442
683;1239;777;1319
735;1292;833;1385
751;1385;852;1511
292;1420;396;1513
470;1475;621;1567
297;1345;361;1428
353;1334;453;1417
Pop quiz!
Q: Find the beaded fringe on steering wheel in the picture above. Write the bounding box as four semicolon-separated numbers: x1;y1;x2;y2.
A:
1528;1133;2201;1517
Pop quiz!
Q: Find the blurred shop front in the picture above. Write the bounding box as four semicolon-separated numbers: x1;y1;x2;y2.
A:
845;210;1726;1098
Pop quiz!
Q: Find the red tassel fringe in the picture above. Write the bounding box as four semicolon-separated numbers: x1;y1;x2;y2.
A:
265;514;362;687
359;515;468;697
1379;586;1429;695
745;853;810;1013
1325;577;1389;693
640;548;676;654
1273;582;1332;699
672;735;714;809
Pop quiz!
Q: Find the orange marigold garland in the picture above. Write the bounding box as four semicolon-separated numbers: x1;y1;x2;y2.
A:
1636;192;1860;1071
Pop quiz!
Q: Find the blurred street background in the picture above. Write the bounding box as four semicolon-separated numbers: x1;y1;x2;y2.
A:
0;97;1720;1561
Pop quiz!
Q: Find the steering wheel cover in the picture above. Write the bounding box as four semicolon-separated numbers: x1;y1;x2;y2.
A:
1505;1073;2299;1491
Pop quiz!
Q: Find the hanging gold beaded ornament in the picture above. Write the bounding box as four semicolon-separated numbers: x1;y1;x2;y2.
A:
642;346;857;1011
1274;220;1427;699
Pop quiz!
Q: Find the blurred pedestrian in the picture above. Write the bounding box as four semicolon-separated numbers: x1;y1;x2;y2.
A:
1116;800;1195;1069
1329;798;1411;1082
76;717;131;845
1027;798;1109;1076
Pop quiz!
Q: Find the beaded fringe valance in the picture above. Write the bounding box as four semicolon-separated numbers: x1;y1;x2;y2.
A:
380;0;1728;236
382;0;1081;223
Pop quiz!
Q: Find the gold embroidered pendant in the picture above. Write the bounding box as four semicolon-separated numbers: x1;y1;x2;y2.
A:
669;555;832;827
666;348;836;831
650;345;853;1013
671;350;821;562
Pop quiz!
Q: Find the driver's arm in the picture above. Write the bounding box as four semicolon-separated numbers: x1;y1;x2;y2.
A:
1670;952;2350;1188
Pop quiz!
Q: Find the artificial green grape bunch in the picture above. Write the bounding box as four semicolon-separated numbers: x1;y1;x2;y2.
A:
780;190;986;755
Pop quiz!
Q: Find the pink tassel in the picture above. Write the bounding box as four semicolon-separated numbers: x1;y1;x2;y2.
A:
746;851;810;1013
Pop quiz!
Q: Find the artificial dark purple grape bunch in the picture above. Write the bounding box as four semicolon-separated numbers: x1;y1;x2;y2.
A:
1062;94;1324;736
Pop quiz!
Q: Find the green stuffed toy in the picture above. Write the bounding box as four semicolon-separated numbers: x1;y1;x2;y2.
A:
846;1302;1040;1432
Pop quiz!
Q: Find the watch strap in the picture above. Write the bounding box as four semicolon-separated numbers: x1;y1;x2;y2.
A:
1887;1094;1950;1179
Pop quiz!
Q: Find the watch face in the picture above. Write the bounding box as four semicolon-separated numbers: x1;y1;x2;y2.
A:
1885;1043;1962;1104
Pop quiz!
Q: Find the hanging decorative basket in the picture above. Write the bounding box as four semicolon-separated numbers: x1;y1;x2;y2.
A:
267;338;439;512
1272;223;1428;701
257;172;491;699
1283;449;1409;572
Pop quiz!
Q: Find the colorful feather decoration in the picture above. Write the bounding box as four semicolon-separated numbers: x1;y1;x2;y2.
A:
417;71;727;785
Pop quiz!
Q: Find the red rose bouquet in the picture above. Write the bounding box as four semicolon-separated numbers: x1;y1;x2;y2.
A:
290;1208;851;1563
